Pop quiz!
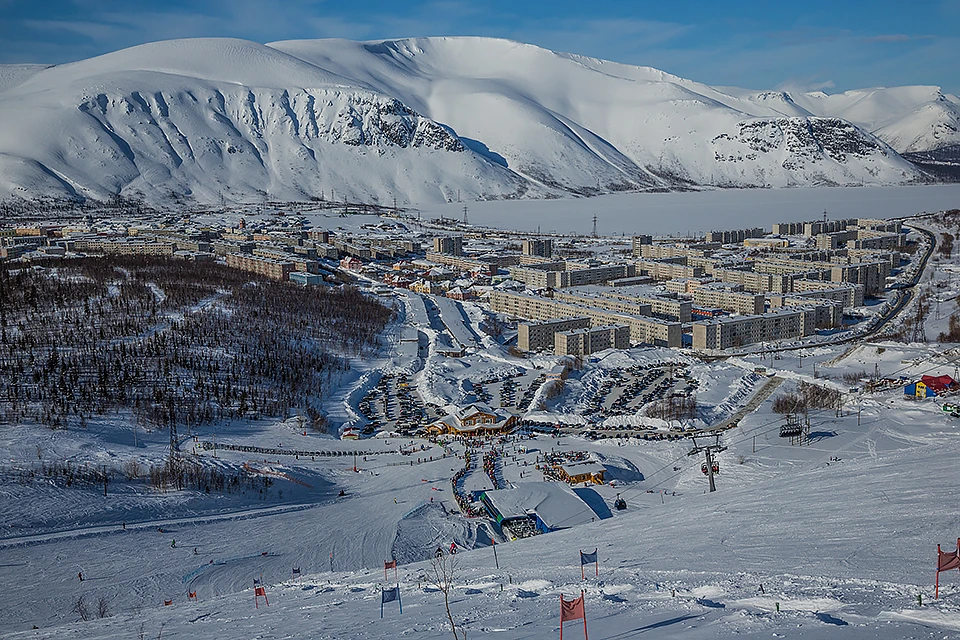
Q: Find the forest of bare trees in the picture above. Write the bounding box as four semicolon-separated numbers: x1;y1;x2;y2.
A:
0;256;393;432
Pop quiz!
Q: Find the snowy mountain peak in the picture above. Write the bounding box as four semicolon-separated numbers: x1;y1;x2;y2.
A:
0;36;951;206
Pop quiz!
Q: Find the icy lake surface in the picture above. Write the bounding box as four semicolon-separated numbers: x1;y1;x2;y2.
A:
417;184;960;235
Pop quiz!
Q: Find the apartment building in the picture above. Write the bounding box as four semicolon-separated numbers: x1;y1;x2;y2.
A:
692;287;765;315
829;262;884;297
713;268;793;293
790;280;865;307
635;259;705;281
518;317;591;352
555;325;630;356
490;290;681;347
692;307;812;350
507;263;633;288
425;252;499;276
71;238;175;256
433;236;463;256
225;253;295;280
253;247;319;273
522;239;553;258
631;235;653;257
707;227;765;244
767;295;844;328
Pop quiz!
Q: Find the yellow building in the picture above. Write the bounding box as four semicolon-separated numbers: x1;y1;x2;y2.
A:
555;461;606;484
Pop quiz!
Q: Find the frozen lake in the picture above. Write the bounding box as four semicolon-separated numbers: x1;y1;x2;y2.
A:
416;184;960;236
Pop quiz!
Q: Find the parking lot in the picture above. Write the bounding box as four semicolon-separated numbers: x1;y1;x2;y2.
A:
357;372;443;435
577;360;697;420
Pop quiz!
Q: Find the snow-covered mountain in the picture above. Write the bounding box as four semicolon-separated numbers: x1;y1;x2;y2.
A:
0;36;954;206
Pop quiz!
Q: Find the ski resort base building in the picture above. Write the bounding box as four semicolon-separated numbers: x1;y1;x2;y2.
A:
426;404;517;437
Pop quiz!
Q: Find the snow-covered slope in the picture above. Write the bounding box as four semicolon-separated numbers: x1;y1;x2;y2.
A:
787;85;960;153
0;37;943;206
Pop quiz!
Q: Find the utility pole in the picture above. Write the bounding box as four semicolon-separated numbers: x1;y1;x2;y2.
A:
688;434;726;493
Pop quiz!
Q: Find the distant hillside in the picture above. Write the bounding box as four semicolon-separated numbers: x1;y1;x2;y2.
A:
0;36;956;206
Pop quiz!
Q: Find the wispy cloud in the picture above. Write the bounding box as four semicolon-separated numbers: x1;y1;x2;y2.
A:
863;33;935;43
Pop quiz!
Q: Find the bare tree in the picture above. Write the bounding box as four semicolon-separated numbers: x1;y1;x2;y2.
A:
96;595;110;618
72;595;89;621
427;551;466;640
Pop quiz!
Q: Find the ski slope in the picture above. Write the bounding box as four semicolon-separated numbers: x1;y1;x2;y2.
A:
4;342;960;638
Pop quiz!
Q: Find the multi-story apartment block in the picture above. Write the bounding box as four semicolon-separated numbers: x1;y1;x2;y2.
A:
635;259;704;281
225;253;295;280
433;236;463;256
490;290;681;347
518;317;591;351
631;235;653;257
693;287;765;315
555;325;630;356
790;280;865;307
692;308;813;350
522;239;553;258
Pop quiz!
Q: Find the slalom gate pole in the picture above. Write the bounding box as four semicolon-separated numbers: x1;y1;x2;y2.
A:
582;590;589;640
559;595;563;640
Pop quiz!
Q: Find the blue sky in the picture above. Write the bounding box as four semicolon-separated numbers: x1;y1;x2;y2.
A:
1;0;958;94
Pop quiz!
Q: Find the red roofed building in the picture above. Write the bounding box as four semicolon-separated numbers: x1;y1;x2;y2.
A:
921;375;957;394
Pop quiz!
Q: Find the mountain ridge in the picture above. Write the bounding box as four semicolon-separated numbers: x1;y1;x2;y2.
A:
0;36;955;206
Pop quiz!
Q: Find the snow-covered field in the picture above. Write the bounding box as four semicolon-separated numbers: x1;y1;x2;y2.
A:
4;363;960;639
418;183;960;236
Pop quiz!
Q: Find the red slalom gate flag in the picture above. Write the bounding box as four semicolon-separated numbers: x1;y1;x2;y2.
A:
254;585;269;608
385;559;398;580
559;591;588;640
936;538;960;598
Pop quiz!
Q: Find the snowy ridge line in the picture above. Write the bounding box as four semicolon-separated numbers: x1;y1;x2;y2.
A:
0;502;318;549
198;442;386;457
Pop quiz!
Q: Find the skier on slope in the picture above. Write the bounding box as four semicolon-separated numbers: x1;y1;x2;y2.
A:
171;539;176;548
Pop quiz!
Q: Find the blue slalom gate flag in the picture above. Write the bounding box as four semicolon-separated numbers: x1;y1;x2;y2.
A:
580;548;599;579
381;586;402;617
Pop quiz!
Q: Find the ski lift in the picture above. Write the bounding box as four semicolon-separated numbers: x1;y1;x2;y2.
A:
614;493;627;510
701;462;720;475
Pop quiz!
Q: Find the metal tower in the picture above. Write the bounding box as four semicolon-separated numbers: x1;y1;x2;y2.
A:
912;295;927;343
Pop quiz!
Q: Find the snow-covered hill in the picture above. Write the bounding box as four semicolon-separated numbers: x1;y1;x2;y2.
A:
0;36;952;206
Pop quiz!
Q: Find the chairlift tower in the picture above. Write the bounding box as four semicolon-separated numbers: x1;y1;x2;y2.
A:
688;433;726;492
